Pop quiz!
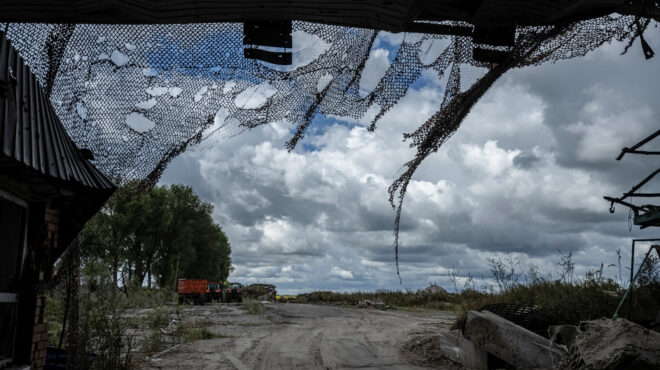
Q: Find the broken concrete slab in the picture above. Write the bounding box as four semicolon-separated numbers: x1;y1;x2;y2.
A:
464;310;566;369
438;330;488;369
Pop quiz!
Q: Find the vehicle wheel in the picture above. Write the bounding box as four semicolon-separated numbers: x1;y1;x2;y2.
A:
238;297;243;303
178;296;184;305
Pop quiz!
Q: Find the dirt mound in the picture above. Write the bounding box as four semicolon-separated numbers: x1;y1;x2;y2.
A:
553;318;660;369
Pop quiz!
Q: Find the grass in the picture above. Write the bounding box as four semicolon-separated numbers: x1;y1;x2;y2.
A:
295;253;660;334
295;288;455;311
447;254;660;332
243;298;264;314
146;306;171;329
449;279;626;331
180;327;217;341
174;319;229;342
141;332;162;354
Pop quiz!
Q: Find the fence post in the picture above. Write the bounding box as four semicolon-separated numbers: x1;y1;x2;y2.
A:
628;240;634;320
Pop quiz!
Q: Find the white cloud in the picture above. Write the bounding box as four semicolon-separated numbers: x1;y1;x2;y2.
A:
359;48;390;97
330;266;354;280
461;140;520;176
160;33;659;294
234;82;278;109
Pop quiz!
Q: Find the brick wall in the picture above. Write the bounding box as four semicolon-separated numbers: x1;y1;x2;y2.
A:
30;320;48;368
44;207;59;252
30;206;59;369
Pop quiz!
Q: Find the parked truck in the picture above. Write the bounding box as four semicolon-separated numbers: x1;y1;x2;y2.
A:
177;278;207;305
207;282;222;302
225;282;243;303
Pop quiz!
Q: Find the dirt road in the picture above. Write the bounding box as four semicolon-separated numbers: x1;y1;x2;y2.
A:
142;303;456;369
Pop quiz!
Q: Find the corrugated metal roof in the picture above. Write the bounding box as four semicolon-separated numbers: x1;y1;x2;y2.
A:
0;30;115;191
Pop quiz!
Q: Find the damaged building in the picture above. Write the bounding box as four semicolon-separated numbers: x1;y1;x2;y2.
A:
0;31;115;368
0;0;658;368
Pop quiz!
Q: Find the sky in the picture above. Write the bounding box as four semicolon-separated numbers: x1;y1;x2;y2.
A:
159;28;660;294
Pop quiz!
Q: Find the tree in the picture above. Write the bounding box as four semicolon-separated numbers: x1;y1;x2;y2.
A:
81;181;231;289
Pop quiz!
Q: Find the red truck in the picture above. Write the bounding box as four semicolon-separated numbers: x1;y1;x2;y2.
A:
177;278;207;305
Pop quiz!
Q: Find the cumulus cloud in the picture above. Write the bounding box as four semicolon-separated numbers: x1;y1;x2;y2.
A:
160;30;660;293
330;266;354;280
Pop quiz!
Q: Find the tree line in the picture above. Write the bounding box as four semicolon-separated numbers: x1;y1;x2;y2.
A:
81;181;232;290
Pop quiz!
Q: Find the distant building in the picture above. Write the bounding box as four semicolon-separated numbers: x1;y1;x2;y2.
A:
0;31;115;369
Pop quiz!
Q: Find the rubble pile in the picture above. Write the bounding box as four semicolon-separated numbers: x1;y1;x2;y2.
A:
357;299;389;310
408;310;660;370
552;318;660;369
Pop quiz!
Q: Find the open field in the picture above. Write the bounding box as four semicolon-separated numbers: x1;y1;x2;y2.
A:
140;302;456;369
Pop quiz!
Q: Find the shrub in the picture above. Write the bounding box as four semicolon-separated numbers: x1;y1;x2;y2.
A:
243;299;264;314
141;332;162;355
146;307;170;329
182;327;215;341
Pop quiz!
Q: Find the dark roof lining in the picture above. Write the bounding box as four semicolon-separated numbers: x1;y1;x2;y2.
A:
0;0;646;30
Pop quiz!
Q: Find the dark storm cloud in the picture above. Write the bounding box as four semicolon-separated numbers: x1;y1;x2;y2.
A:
513;151;541;168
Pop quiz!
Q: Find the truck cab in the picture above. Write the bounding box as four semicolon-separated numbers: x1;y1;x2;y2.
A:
207;282;222;302
226;282;243;303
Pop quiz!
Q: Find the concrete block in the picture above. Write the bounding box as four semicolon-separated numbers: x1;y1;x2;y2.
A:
438;330;488;369
464;310;566;369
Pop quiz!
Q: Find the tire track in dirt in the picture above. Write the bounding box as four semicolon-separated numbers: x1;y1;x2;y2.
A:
142;303;455;369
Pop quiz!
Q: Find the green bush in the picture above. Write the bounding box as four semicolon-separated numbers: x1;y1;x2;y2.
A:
121;287;177;308
301;288;453;310
448;254;659;331
146;307;170;329
243;299;264;314
141;332;162;354
174;321;218;342
183;327;215;341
